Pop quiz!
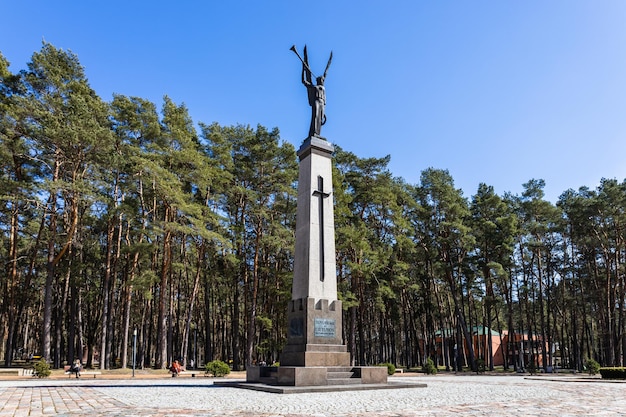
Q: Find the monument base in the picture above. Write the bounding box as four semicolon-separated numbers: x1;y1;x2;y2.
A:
246;365;388;387
249;296;389;386
281;343;350;367
282;297;347;366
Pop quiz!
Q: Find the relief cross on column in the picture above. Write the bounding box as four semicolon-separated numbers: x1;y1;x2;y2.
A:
312;175;331;282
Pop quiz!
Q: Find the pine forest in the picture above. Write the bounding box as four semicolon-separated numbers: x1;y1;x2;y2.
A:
2;43;626;373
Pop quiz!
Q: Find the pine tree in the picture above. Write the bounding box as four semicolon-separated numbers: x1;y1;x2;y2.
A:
21;43;114;364
470;183;517;370
415;168;476;371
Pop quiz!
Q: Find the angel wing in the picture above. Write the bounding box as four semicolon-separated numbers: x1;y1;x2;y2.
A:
323;51;333;80
303;45;312;84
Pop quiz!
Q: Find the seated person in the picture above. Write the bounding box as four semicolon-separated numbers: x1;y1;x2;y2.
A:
170;360;182;376
69;359;82;378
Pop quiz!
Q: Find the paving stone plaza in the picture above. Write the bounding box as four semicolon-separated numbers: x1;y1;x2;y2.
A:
0;373;624;416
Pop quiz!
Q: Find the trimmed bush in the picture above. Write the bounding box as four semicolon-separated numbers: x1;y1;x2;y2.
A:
378;362;396;375
585;358;601;375
475;358;486;374
33;358;51;378
204;360;231;377
600;367;626;379
422;358;437;375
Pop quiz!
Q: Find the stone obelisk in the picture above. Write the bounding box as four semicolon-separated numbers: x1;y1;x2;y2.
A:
246;46;387;387
271;133;386;386
278;136;351;372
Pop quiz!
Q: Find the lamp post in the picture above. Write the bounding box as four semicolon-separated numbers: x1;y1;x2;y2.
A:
193;327;197;369
132;329;137;378
453;343;458;373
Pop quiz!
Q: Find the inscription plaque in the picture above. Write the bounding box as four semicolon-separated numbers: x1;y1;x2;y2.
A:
314;318;335;337
289;318;304;336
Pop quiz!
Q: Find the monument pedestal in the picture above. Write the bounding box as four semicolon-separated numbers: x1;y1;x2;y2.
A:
247;364;388;387
280;297;350;367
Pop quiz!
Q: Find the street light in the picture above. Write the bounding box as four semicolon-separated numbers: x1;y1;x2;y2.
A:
132;329;137;378
193;327;197;370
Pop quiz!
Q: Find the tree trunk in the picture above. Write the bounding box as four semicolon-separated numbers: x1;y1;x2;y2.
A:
43;156;61;362
181;244;204;367
121;243;140;369
246;231;262;367
99;218;115;369
3;197;21;366
156;205;172;369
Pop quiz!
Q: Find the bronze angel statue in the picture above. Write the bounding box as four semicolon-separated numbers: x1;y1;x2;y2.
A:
290;45;333;138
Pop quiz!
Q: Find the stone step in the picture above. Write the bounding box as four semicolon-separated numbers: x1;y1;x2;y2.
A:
327;378;362;385
327;371;354;379
259;376;278;385
327;367;354;372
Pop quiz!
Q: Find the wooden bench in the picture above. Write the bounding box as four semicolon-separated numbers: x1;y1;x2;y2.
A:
79;371;101;378
0;368;23;376
394;368;404;374
170;367;203;378
64;366;101;378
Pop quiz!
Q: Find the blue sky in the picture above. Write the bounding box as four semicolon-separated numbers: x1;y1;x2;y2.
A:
2;1;626;202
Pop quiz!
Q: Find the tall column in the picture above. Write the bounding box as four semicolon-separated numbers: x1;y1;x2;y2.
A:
280;136;350;367
292;137;337;301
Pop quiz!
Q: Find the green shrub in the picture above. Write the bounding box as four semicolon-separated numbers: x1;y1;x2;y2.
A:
585;358;601;375
599;367;626;379
33;358;51;378
204;360;231;377
378;362;396;375
422;358;437;375
475;358;486;374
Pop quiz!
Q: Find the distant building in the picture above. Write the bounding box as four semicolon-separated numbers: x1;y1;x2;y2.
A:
422;326;551;370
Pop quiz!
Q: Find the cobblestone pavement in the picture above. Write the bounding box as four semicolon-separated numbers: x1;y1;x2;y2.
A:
0;374;624;416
